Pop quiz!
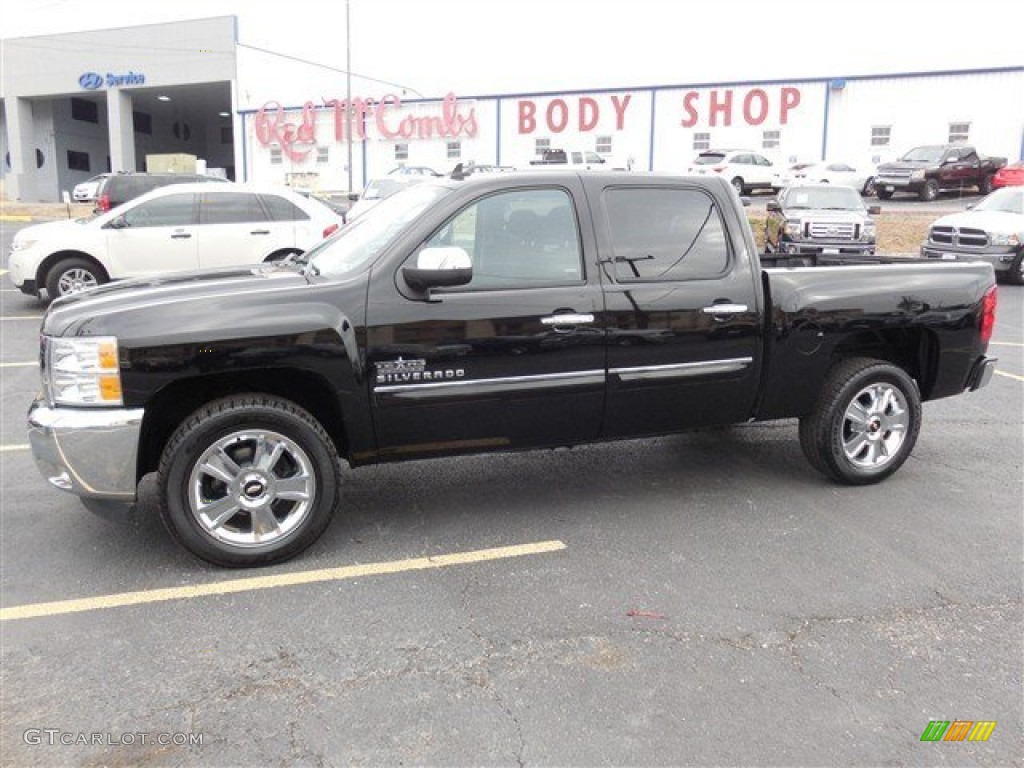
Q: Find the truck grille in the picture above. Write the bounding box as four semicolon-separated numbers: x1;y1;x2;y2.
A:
878;169;912;180
808;221;857;240
930;226;988;248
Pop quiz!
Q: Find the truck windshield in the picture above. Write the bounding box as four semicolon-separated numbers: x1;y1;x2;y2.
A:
900;146;946;163
302;184;452;279
974;188;1024;215
784;186;865;210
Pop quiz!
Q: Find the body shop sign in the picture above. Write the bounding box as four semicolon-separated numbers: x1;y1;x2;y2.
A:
514;87;803;134
254;93;478;161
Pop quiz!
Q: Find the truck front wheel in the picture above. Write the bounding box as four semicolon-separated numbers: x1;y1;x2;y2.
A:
157;395;341;567
919;179;939;202
799;358;921;485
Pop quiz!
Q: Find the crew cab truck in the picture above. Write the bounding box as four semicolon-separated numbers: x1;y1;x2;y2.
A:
28;172;999;567
875;145;1007;201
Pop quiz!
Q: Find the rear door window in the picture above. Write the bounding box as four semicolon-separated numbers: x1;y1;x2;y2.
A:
198;192;268;224
262;194;311;221
603;187;730;282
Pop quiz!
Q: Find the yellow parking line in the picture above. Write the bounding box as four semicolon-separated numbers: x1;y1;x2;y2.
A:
994;369;1024;383
0;444;30;452
0;539;568;621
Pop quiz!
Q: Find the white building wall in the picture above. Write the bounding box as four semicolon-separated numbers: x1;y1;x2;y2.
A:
825;70;1024;167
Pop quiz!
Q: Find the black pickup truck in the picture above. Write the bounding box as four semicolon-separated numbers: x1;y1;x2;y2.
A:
28;172;998;566
875;144;1007;201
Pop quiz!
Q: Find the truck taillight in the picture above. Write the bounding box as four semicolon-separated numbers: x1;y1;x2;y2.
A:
980;285;997;345
322;223;339;238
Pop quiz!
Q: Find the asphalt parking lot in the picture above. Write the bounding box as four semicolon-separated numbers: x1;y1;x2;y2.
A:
1;220;1022;766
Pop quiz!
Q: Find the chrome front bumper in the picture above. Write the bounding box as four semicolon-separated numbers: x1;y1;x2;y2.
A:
28;400;145;501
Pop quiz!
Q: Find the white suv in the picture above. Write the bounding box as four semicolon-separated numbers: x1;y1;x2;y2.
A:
8;184;343;300
688;150;782;195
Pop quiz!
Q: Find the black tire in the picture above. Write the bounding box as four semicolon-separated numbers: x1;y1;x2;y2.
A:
862;178;876;197
979;174;994;195
876;188;894;200
799;358;921;485
157;395;341;567
45;257;106;300
919;179;939;202
731;177;745;195
1007;250;1024;286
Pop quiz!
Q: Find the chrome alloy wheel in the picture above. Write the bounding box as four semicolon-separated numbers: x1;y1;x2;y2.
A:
841;383;910;469
57;268;99;295
188;429;316;549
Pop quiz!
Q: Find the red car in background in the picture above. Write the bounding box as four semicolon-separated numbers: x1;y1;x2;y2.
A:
992;162;1024;188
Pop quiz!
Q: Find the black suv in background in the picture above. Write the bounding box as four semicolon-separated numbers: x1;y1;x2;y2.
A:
94;172;228;212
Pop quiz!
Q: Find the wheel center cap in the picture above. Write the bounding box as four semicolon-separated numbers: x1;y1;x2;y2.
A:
868;418;882;434
243;479;266;498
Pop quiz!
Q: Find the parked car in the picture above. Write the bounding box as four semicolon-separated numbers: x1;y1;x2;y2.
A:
780;162;876;196
25;172;997;566
94;171;228;212
528;148;611;170
874;145;1007;201
687;149;781;195
72;173;113;202
992;162;1024;189
387;165;442;177
765;184;880;258
920;186;1024;284
7;183;343;299
346;176;429;221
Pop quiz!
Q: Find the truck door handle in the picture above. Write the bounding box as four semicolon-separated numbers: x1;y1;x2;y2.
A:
701;303;748;316
541;313;595;329
250;229;271;235
171;232;192;239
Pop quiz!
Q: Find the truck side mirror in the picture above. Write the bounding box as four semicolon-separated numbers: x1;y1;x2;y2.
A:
402;247;473;295
104;215;128;229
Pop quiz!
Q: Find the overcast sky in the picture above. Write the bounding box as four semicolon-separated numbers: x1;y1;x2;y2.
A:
4;0;1021;97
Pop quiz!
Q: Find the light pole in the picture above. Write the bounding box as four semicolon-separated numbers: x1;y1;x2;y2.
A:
345;0;353;195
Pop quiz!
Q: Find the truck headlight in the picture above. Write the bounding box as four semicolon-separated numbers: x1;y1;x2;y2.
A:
44;336;123;406
861;222;877;241
989;232;1020;247
784;220;803;239
910;170;925;181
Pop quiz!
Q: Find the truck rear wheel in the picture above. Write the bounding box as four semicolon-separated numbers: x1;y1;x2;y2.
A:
799;358;921;485
979;174;994;195
157;395;341;567
876;189;893;200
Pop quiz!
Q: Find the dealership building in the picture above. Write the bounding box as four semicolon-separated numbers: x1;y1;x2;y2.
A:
2;15;1022;202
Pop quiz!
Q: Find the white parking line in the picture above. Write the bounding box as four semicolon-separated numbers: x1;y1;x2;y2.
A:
0;540;568;621
990;342;1024;348
994;370;1024;383
0;444;30;452
0;316;43;322
0;361;36;368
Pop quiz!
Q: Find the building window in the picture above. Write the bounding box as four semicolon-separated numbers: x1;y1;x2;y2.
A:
71;97;99;124
949;122;970;143
394;143;409;161
871;125;891;147
133;111;152;135
596;135;612;154
270;148;282;165
316;146;329;164
693;132;711;151
535;138;551;156
762;130;780;149
446;141;461;160
67;150;90;172
220;125;233;145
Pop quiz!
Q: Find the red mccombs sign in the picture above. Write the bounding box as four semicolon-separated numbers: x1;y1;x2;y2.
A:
254;93;478;162
515;87;803;134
